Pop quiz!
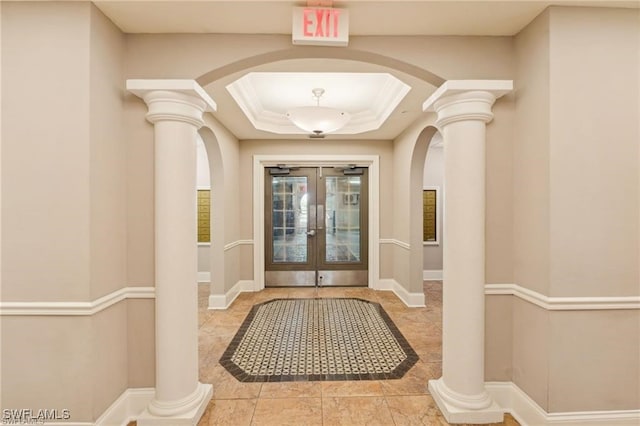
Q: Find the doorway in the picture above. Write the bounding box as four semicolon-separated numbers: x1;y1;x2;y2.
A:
264;166;368;287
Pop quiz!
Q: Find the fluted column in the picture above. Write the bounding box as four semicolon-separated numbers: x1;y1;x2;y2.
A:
128;80;216;425
423;81;512;424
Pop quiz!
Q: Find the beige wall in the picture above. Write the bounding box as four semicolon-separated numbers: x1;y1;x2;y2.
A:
513;8;552;296
89;4;127;301
202;115;241;293
88;4;131;416
486;98;516;283
511;10;553;411
2;2;93;420
423;146;444;271
2;1;91;302
125;34;513;85
1;315;93;419
127;299;156;388
511;6;640;413
125;97;155;286
544;6;640;412
548;7;639;298
485;295;513;382
548;309;640;411
1;3;149;421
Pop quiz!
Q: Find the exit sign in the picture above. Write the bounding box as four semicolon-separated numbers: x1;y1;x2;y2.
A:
292;7;349;47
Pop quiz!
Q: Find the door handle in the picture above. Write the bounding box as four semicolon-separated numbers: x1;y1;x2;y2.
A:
306;229;316;237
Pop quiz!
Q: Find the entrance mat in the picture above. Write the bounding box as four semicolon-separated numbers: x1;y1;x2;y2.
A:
219;298;418;382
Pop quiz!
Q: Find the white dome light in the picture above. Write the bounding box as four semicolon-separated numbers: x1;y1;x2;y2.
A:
286;88;351;135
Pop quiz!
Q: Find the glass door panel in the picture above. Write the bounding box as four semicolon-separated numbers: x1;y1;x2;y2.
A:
265;167;367;287
271;176;308;263
324;175;362;263
316;167;368;287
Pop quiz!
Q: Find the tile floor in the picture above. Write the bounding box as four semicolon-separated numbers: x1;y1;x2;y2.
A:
195;282;520;426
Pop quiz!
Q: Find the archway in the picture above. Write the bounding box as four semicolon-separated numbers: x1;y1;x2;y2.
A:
127;72;511;425
195;46;445;88
410;126;439;295
198;127;226;306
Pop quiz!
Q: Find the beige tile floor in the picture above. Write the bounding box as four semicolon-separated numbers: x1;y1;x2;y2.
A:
195;282;520;426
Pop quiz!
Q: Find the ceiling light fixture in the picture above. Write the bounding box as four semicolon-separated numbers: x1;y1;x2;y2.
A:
286;88;350;135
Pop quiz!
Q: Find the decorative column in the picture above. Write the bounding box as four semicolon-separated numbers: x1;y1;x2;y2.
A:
423;81;512;424
127;80;217;425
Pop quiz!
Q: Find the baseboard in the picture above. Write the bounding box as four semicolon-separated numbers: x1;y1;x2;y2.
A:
377;279;425;307
486;382;640;425
423;269;443;280
208;280;255;310
95;387;154;426
197;272;210;283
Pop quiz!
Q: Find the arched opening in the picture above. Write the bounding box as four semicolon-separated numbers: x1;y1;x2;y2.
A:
422;132;444;281
198;127;226;305
195;47;445;88
129;52;509;424
409;126;439;296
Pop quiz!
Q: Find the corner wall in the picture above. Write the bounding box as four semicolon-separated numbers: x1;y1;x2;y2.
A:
512;8;552;407
1;3;143;422
512;6;640;413
546;6;639;412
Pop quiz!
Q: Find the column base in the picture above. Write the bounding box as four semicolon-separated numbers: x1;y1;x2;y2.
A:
137;383;212;426
429;378;504;424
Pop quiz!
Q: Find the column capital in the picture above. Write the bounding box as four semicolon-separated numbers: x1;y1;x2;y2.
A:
422;80;512;128
127;79;217;128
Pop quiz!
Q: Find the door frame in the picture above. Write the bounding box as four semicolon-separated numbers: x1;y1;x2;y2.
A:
253;155;380;291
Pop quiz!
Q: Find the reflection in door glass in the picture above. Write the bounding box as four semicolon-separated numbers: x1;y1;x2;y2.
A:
271;177;308;263
325;176;361;262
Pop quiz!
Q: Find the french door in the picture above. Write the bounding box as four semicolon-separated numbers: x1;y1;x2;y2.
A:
265;166;368;287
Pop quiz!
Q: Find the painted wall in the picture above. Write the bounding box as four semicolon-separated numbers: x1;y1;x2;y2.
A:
196;135;211;279
206;116;240;294
546;6;640;412
423;145;444;272
87;4;129;418
2;1;91;302
511;6;640;412
511;7;552;408
1;2;136;422
2;2;90;419
548;7;639;298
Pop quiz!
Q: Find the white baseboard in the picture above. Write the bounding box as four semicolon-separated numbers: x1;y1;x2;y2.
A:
208;280;255;310
423;269;443;280
95;387;154;426
377;279;425;307
197;272;210;283
486;382;640;426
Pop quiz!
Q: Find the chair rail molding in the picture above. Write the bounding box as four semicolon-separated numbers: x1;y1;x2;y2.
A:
0;287;155;316
485;284;640;310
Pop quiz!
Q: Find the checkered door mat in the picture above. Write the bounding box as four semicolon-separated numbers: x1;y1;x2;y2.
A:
219;298;418;382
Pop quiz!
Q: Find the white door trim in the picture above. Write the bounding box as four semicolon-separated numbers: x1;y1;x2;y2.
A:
253;155;380;290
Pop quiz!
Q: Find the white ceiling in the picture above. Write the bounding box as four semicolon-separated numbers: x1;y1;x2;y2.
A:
205;58;434;140
226;72;411;135
91;0;638;141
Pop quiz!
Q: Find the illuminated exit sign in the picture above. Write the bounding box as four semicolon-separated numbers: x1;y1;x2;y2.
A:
292;7;349;47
